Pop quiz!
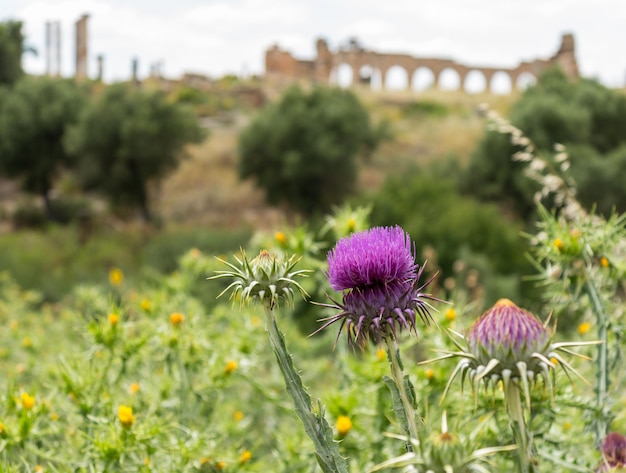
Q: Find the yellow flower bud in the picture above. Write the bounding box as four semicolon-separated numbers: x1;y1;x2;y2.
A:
275;231;287;245
224;360;238;374
554;239;564;251
21;392;35;410
239;450;252;463
376;347;387;361
336;415;352;436
109;268;124;286
118;405;135;428
578;322;591;335
169;312;184;326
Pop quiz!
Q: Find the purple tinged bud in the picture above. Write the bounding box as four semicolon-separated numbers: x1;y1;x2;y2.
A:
468;299;550;368
600;432;626;470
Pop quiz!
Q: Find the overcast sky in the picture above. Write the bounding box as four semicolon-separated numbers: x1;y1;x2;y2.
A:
3;0;626;87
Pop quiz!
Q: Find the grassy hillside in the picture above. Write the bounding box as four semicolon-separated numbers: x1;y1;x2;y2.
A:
154;87;516;229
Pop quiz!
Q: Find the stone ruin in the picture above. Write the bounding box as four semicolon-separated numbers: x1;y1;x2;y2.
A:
265;34;579;93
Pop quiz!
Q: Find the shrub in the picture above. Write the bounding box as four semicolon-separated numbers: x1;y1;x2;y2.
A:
238;85;383;216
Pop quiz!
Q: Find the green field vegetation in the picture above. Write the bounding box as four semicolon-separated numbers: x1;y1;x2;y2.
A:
2;27;626;469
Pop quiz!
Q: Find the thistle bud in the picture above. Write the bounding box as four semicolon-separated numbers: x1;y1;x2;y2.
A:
431;298;596;405
600;432;626;471
211;250;310;309
469;298;550;372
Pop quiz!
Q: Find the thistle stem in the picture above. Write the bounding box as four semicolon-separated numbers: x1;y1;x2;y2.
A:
263;305;349;473
384;337;419;451
584;278;610;445
505;381;534;473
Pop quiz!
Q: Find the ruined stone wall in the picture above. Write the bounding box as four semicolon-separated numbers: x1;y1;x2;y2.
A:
265;34;580;92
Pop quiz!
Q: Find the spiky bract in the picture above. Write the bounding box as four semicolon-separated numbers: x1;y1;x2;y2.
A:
211;249;310;309
429;298;597;406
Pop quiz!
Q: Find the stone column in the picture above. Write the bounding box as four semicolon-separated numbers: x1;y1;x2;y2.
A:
45;21;61;76
132;58;140;85
45;21;51;76
75;14;89;79
96;54;104;81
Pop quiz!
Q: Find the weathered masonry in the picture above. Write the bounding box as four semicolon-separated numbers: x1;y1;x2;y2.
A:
265;34;579;93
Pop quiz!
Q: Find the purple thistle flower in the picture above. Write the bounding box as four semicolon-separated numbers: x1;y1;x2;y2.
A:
469;298;550;369
316;226;437;348
600;432;626;471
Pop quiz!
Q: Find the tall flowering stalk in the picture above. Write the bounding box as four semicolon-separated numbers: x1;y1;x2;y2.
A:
481;105;626;446
211;250;349;473
426;298;598;472
316;226;439;450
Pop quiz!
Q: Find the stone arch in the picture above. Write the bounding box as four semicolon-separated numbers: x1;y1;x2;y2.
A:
385;65;410;90
516;72;536;90
438;68;461;91
333;63;354;88
358;65;383;90
490;71;512;94
464;70;487;94
411;67;435;91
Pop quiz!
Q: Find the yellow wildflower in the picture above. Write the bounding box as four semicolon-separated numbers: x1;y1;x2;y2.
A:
215;461;226;470
109;268;124;286
444;308;456;322
425;368;435;380
21;392;35;410
224;360;238;374
118;405;135;428
170;312;184;326
22;337;32;348
346;218;356;232
336;415;352;436
550;357;559;365
564;421;572;432
129;382;140;394
376;347;386;361
140;299;151;311
34;466;43;473
275;231;287;245
553;238;564;251
239;450;252;464
600;257;609;268
233;410;244;422
108;313;119;326
578;322;591;335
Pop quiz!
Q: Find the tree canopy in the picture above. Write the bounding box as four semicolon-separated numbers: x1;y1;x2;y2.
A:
238;86;384;216
0;77;86;218
66;83;205;222
0;20;26;86
464;68;626;219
